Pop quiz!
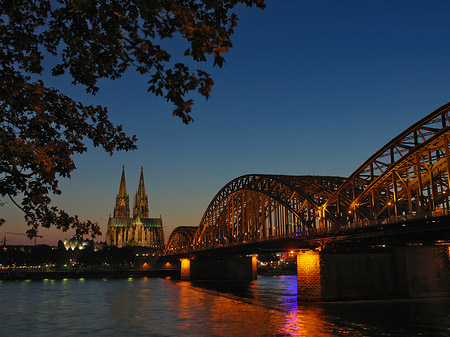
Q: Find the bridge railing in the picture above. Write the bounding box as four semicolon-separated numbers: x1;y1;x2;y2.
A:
164;208;450;254
343;208;449;231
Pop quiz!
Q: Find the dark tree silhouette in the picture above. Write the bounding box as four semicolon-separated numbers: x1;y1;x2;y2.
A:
0;0;266;238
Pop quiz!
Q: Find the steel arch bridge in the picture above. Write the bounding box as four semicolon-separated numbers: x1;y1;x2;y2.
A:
322;101;450;229
166;102;450;253
166;226;198;253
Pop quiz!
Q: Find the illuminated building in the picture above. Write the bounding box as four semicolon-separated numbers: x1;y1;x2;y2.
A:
62;236;89;251
106;167;164;248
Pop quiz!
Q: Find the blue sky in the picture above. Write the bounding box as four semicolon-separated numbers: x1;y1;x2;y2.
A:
3;0;450;245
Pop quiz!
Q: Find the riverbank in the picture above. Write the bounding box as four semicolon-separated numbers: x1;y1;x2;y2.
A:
0;268;180;280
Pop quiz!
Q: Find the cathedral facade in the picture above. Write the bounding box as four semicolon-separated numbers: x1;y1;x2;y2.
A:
106;167;164;248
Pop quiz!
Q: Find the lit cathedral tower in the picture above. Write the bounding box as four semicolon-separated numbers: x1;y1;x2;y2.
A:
133;167;149;218
106;167;164;248
113;166;130;218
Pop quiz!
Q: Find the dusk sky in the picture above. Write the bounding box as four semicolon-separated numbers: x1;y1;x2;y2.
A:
3;0;450;245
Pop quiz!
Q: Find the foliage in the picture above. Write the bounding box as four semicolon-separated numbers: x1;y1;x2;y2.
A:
0;0;265;238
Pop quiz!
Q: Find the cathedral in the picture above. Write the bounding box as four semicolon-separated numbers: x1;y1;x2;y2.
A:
106;167;164;248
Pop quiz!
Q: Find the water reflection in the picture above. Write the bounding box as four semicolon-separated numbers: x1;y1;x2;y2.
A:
183;277;336;336
314;298;450;336
1;276;450;336
190;280;254;298
186;275;450;336
176;280;286;336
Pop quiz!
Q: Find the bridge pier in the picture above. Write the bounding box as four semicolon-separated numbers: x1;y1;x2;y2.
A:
180;256;257;281
297;245;450;301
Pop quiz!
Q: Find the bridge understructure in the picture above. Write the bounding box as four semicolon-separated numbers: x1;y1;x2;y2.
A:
165;102;450;301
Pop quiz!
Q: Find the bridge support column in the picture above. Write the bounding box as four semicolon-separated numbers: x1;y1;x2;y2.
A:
297;245;450;301
180;258;191;280
297;250;322;301
180;256;257;281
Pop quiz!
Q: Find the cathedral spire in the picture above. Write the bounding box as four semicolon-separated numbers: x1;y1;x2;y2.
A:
133;166;149;218
118;165;127;197
113;166;130;218
137;166;146;198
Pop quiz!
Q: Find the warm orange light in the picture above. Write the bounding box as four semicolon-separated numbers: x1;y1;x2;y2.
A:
251;256;257;279
297;250;321;300
180;258;190;280
297;250;320;274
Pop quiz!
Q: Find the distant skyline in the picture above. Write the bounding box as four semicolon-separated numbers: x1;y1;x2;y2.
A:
3;0;450;245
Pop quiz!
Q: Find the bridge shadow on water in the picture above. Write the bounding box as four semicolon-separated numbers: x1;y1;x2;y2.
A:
177;275;450;336
182;275;300;313
188;280;256;300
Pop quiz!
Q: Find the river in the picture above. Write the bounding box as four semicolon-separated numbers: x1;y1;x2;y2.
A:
1;275;450;336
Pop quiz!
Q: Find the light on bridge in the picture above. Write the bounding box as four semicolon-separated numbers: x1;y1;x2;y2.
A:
297;250;321;282
180;258;190;280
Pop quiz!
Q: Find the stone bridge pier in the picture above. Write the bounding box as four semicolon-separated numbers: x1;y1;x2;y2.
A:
296;245;450;301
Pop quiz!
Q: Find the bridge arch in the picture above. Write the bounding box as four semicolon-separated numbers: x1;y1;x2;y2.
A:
165;102;450;253
323;102;450;229
165;226;198;253
345;128;450;226
193;174;346;249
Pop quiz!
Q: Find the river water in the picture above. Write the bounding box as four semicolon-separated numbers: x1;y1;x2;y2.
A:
1;275;450;336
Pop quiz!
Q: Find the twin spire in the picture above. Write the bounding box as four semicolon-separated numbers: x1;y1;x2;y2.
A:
118;166;127;197
137;166;146;199
114;166;149;219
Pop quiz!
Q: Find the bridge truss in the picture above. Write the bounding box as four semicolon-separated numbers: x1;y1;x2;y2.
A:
166;226;198;253
167;102;450;253
323;102;450;229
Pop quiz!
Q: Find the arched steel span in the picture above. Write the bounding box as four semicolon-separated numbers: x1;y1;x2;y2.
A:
192;174;346;249
165;102;450;253
322;101;450;229
166;226;198;253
